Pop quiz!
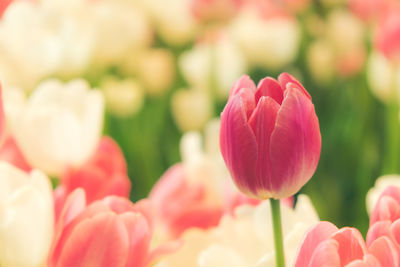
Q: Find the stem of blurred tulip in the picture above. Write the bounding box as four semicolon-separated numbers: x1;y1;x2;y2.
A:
270;199;285;267
383;103;400;174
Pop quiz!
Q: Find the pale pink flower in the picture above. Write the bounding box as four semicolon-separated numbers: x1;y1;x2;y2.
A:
295;221;399;267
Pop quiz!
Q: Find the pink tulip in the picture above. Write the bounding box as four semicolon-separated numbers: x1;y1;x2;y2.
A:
0;0;12;18
190;0;243;23
57;137;131;206
49;189;177;267
0;134;31;172
220;73;321;199
370;185;400;226
149;164;223;238
295;221;399;267
375;8;400;62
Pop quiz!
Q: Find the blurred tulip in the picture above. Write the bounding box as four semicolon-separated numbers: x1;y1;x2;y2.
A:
91;0;152;67
9;79;104;176
57;136;131;206
140;0;199;46
0;135;31;172
229;3;300;70
0;0;95;90
0;0;12;17
295;221;398;267
367;51;400;104
349;0;393;22
135;49;175;96
220;73;321;199
369;185;400;225
190;0;243;23
306;40;335;84
171;88;212;132
49;190;172;267
155;195;318;266
375;8;400;63
101;77;144;118
366;175;400;214
149;164;223;239
0;162;54;267
179;33;247;99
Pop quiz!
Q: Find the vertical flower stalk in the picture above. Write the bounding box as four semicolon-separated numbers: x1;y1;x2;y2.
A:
219;73;321;267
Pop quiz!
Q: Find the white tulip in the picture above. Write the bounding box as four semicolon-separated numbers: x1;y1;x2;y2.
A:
155;195;319;267
179;35;247;99
9;79;104;176
366;175;400;214
229;7;300;70
0;162;54;267
171;88;212;132
367;51;400;104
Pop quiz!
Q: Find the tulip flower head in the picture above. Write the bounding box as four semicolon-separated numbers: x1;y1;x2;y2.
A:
220;73;321;199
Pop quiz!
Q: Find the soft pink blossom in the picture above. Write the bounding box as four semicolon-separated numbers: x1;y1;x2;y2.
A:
149;164;223;239
375;8;400;62
0;134;31;172
220;73;321;199
49;189;176;267
190;0;243;23
55;137;131;210
295;221;399;267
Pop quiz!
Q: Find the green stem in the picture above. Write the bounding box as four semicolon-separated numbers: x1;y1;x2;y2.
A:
383;103;400;174
270;198;285;267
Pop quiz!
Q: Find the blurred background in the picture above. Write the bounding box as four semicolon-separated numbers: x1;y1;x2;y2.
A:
1;0;399;235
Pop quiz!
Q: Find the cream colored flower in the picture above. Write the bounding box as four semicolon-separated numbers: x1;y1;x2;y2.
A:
90;0;152;67
367;51;400;104
179;35;247;99
0;162;54;267
9;79;104;176
101;77;145;118
140;0;199;46
229;7;300;70
171;89;212;132
366;175;400;214
155;195;319;267
0;0;94;90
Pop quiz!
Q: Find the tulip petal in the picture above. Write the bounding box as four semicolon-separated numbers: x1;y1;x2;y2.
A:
121;212;151;267
248;96;280;198
220;94;258;197
278;73;311;99
295;221;338;267
309;239;340;267
370;186;400;225
269;87;321;198
229;75;256;99
330;227;367;265
0;84;6;146
345;255;382;267
366;221;392;247
255;77;283;105
368;236;399;267
57;213;129;267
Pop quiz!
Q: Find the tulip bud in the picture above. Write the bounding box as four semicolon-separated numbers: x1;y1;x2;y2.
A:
220;73;321;199
0;162;54;267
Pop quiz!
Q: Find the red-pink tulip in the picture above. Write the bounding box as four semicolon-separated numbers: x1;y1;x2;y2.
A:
0;134;31;172
375;8;400;62
220;73;321;199
190;0;243;22
295;221;399;267
57;137;131;205
49;189;175;267
149;164;223;238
